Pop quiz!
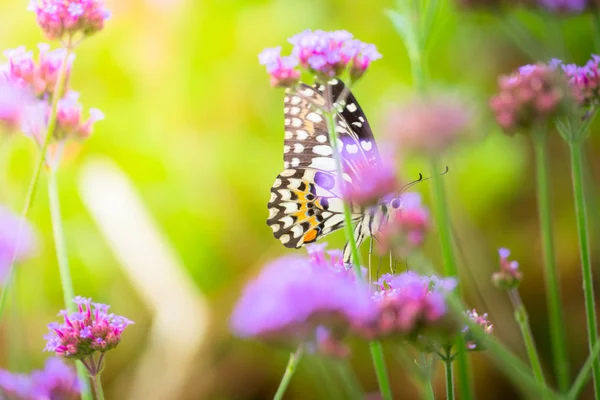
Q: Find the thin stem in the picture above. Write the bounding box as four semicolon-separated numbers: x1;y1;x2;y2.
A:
508;289;546;387
369;341;393;400
444;351;454;400
532;128;570;392
91;374;105;400
274;348;303;400
569;339;600;400
420;354;435;400
569;141;600;398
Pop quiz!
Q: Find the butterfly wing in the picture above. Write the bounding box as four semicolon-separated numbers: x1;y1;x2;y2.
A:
267;79;379;249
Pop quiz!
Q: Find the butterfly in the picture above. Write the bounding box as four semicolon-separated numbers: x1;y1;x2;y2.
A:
267;79;401;262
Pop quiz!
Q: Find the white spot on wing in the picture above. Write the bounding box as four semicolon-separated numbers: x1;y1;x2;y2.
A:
291;96;302;105
283;161;290;169
346;144;358;154
361;141;372;151
284;118;291;126
279;233;291;244
283;145;291;153
292;117;302;127
284;96;290;103
271;224;280;233
269;192;277;203
268;208;278;219
352;122;362;127
313;145;333;156
273;178;282;188
291;225;304;238
307;112;323;123
293;143;304;153
296;130;308;140
278;189;292;200
316;135;327;143
291;157;300;167
290;106;300;115
280;169;296;177
358;116;365;122
310;157;336;171
347;103;357;112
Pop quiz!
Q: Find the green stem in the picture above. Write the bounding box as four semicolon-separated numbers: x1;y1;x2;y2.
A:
444;353;454;400
532;128;570;392
569;141;600;398
323;90;392;400
419;354;435;400
0;43;73;322
369;341;393;400
274;348;303;400
92;374;105;400
569;339;600;400
509;290;546;387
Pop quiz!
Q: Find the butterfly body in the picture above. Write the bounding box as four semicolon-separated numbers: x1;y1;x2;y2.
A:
267;79;390;261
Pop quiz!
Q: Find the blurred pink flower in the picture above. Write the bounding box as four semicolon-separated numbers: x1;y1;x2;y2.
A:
492;247;522;290
384;96;473;154
0;81;31;135
30;0;111;41
464;309;494;351
555;55;600;108
258;47;300;88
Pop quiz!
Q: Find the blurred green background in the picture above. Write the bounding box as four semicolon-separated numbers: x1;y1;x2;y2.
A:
0;0;599;398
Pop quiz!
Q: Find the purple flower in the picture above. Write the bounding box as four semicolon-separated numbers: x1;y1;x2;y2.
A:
44;296;133;375
30;0;111;41
384;95;473;154
376;192;430;256
492;247;522;290
341;145;399;208
0;81;31;135
490;63;568;134
4;44;75;98
554;55;600;107
357;272;457;340
30;357;80;399
230;248;374;350
538;0;586;12
0;205;34;283
258;47;300;88
0;370;32;399
464;309;494;351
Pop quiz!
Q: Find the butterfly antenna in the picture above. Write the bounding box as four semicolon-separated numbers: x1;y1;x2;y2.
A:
400;166;450;193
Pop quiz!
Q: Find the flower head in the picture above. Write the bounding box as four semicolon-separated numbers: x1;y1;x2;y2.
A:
0;81;31;135
258;47;300;88
463;309;494;351
44;296;133;362
384;95;473;155
30;357;80;399
538;0;586;12
0;370;32;399
4;44;74;98
490;63;569;134
230;247;374;351
376;192;430;256
0;205;35;283
492;247;522;290
30;0;111;41
341;146;400;208
555;55;600;108
357;272;457;341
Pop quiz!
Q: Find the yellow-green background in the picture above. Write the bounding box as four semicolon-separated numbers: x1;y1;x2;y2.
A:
0;0;598;399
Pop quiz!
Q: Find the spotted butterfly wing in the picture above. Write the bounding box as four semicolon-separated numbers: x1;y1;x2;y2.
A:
267;79;380;250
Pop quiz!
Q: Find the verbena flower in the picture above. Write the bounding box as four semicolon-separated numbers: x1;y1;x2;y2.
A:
0;370;31;399
0;205;34;283
230;246;374;353
490;63;569;134
341;147;399;208
44;296;133;375
258;47;300;88
492;247;522;290
358;272;457;341
30;0;111;41
384;95;472;154
554;55;600;108
4;44;75;98
22;92;104;144
258;29;381;85
538;0;586;12
463;309;494;351
0;81;31;135
376;192;430;256
30;357;80;399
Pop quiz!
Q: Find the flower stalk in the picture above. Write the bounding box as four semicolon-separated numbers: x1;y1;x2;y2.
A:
274;348;303;400
444;348;455;400
531;125;570;392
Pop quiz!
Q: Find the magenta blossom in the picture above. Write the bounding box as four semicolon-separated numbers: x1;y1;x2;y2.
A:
554;55;600;107
376;192;430;256
30;0;111;41
4;44;74;98
230;246;374;352
538;0;586;12
0;205;35;283
44;296;133;375
0;81;31;135
464;309;494;351
358;272;457;341
492;247;522;290
258;47;300;87
30;357;80;400
0;370;31;399
490;63;568;134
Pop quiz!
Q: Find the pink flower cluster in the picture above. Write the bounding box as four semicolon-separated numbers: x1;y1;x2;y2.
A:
359;272;457;340
259;29;381;86
490;64;567;134
30;0;110;41
376;192;430;256
44;296;133;360
492;247;522;290
464;309;494;351
556;55;600;107
0;82;31;135
4;44;74;98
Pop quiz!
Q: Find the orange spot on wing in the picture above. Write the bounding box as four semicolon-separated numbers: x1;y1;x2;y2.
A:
304;230;318;243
